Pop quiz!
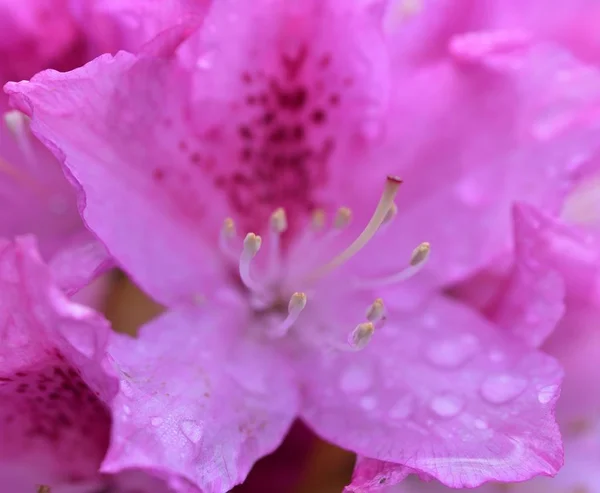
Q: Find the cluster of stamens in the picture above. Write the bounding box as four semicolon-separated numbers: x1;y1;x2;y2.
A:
219;176;430;350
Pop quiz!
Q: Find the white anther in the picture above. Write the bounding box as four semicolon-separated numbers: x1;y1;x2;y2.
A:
3;110;29;135
358;240;431;289
365;298;385;322
222;217;236;239
243;233;262;256
270;208;288;233
312;209;326;230
334;207;352;229
348;322;375;350
410;242;430;266
270;292;308;338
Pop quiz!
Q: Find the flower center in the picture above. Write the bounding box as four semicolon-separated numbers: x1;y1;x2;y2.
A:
218;176;430;349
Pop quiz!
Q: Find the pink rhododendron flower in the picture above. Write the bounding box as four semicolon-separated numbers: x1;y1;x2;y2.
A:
0;235;199;493
8;0;600;490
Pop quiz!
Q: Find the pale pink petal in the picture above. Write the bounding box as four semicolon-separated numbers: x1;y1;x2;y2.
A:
489;204;567;347
48;229;113;295
7;52;227;307
0;236;118;489
296;295;563;488
102;307;299;493
0;112;112;294
379;424;600;493
367;39;600;289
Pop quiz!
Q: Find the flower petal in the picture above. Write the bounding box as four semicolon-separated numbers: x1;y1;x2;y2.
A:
0;236;118;489
296;295;563;488
369;39;600;289
102;307;299;493
6;52;229;307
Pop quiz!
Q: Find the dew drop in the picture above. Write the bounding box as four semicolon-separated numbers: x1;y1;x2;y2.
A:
474;418;488;430
430;393;464;418
360;395;378;411
480;374;528;404
425;334;479;369
123;404;131;416
537;384;558;404
181;420;204;443
151;417;163;427
340;364;373;393
388;395;415;420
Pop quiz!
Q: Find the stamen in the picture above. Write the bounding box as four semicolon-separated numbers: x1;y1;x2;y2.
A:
382;202;398;225
306;176;403;281
366;298;385;322
359;241;431;288
348;322;375;350
4;110;35;163
269;292;307;337
268;208;287;278
270;207;288;233
219;217;239;261
312;209;326;231
334;207;352;229
239;233;263;293
410;241;430;266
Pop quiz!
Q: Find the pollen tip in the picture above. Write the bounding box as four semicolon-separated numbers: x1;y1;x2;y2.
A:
366;298;385;322
3;110;29;136
410;241;430;266
270;207;288;233
349;322;375;350
222;217;236;238
386;175;403;185
334;207;353;229
243;232;262;255
289;291;307;311
311;209;326;230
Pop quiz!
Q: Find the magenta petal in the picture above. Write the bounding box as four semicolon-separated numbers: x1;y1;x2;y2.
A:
489;204;567;347
297;295;563;488
0;236;118;489
102;308;299;493
375;40;600;289
48;229;113;296
6;52;229;307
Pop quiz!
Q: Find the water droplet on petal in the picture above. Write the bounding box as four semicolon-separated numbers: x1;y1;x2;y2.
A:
388;394;415;420
340;364;373;393
480;374;528;404
360;395;378;411
425;334;479;369
123;404;131;416
151;417;163;427
538;384;558;404
430;393;464;418
181;420;204;443
474;418;488;430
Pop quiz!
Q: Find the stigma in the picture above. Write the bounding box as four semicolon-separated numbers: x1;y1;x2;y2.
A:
217;176;429;349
